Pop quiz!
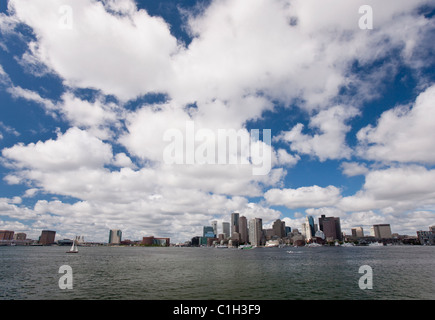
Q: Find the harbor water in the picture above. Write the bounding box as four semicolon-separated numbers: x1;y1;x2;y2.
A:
0;245;434;300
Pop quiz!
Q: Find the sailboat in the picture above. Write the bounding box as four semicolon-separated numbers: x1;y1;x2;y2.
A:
66;238;78;253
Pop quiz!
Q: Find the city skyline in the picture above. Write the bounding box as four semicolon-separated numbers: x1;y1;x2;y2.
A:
0;0;434;243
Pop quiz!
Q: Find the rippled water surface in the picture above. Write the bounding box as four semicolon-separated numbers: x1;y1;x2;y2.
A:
1;245;434;300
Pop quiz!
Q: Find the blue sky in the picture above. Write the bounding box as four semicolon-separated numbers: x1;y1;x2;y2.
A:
0;0;434;243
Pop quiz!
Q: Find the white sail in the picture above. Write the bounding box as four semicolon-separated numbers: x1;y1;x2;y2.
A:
67;238;78;253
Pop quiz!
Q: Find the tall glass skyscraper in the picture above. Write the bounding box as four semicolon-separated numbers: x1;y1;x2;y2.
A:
249;218;263;246
222;222;230;238
239;216;248;244
109;229;122;244
231;212;239;235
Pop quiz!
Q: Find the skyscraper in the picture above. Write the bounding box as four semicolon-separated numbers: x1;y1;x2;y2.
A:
222;222;230;238
231;212;239;235
203;226;215;238
39;230;56;245
319;215;342;241
239;216;248;244
351;227;364;238
109;229;122;244
249;218;263;246
303;216;316;241
211;220;218;237
272;219;285;238
372;224;392;239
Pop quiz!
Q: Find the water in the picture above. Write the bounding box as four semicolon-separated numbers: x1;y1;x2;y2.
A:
0;245;434;300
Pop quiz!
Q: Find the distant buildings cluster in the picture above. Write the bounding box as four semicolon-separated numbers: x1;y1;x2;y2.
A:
0;229;170;247
0;222;433;247
108;229;170;247
186;212;435;247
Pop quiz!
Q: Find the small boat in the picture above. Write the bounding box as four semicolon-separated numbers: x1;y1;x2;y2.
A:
307;243;322;247
238;244;254;250
66;239;78;253
341;242;355;247
216;245;228;248
368;242;384;247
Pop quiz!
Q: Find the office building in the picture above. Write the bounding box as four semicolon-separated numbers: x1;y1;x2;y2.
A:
211;220;218;237
203;226;215;238
222;222;230;238
285;226;292;236
417;227;435;245
372;224;392;239
319;215;342;241
303;216;316;241
351;227;364;238
231;212;240;235
0;230;14;241
109;229;122;244
272;219;286;238
39;230;56;245
13;233;27;240
249;218;263;246
141;236;170;246
239;216;248;244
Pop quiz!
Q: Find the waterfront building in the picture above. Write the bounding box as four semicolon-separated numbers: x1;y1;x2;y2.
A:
319;215;342;241
249;218;263;246
203;226;215;238
211;220;218;237
272;219;286;238
302;216;316;242
285;226;292;236
0;230;14;241
191;236;200;246
351;227;364;238
39;230;56;245
109;229;122;244
222;222;230;238
315;230;325;240
239;216;248;244
417;227;435;245
372;224;392;239
142;236;170;246
13;233;27;240
231;212;240;235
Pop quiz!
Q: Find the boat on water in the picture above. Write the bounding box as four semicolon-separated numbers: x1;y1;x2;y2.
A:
368;241;384;246
66;239;78;253
238;244;255;250
216;245;228;248
307;243;322;247
341;242;355;247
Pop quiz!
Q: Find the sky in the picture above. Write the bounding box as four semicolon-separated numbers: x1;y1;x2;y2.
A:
0;0;434;243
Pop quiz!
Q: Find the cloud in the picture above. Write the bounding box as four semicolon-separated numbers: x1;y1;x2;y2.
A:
2;127;113;172
340;162;369;177
276;105;360;161
265;185;342;209
357;84;435;164
339;165;435;213
8;0;179;101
